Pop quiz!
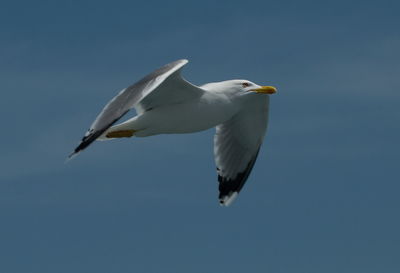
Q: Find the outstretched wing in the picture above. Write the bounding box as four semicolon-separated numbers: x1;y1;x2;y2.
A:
214;98;270;206
69;59;203;158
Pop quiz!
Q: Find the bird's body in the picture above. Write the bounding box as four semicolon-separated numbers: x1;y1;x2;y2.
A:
70;60;276;206
101;82;261;137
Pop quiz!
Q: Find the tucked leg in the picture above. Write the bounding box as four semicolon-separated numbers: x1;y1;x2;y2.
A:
106;130;136;138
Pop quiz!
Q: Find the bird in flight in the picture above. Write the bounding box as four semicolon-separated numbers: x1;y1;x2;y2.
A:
69;59;276;206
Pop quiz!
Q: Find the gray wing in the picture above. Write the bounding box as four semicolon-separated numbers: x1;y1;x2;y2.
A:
70;59;202;158
214;98;270;206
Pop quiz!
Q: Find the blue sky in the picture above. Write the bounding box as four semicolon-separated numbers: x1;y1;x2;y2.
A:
1;0;399;272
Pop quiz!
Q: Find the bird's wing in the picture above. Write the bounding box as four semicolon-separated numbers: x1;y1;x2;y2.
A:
69;59;203;158
214;98;270;206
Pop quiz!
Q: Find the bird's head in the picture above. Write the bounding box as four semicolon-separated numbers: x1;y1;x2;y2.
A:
203;80;277;97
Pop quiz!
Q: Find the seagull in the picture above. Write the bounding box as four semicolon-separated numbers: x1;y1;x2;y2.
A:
69;59;276;206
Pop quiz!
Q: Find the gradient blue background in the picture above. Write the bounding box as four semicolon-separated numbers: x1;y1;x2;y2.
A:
1;0;399;272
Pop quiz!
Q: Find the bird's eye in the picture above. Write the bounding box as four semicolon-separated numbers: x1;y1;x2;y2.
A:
242;82;250;88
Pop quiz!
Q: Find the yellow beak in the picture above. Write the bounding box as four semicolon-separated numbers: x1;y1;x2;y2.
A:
250;86;277;94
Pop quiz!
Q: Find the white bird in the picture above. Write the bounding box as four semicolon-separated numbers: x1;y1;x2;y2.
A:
70;59;276;206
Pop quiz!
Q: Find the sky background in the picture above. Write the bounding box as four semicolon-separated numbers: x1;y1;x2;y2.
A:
1;0;399;272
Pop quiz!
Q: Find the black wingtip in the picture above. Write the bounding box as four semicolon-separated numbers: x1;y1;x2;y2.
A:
68;114;127;161
218;174;246;200
67;131;102;161
67;150;79;160
217;150;260;205
66;142;85;162
219;191;239;206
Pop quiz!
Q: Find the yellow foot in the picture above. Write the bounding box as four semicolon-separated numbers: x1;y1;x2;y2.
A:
106;130;136;138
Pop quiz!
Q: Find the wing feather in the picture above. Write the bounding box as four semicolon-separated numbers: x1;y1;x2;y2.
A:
214;97;270;206
69;59;202;158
